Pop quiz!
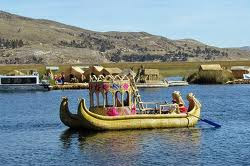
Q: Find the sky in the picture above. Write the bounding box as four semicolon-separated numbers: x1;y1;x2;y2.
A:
1;0;250;48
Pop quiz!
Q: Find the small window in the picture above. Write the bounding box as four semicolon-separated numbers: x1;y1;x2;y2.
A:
1;77;37;84
99;93;104;107
105;92;113;107
115;91;122;107
123;91;129;106
93;92;98;107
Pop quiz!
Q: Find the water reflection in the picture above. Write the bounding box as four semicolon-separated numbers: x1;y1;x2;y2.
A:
60;127;202;156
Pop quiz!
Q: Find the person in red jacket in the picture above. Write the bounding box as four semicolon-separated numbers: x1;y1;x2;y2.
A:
178;103;187;113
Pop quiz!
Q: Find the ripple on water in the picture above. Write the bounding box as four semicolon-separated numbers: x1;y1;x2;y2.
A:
0;85;250;165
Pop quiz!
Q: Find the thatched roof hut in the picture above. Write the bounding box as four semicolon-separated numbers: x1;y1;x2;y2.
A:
83;65;104;81
199;64;223;71
231;66;250;79
84;66;103;76
102;68;122;76
143;69;160;83
71;66;85;82
144;69;160;75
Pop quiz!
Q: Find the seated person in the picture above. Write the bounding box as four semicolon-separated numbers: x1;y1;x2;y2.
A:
178;103;187;113
171;91;188;114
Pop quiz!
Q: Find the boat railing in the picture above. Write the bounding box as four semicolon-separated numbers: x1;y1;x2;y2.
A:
138;101;178;114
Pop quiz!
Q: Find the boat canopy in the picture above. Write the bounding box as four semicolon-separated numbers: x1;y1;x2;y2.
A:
88;75;134;109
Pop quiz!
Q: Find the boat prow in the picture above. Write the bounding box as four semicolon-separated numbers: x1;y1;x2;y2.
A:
60;97;83;128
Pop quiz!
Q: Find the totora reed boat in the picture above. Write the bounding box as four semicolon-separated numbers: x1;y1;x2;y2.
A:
60;75;201;130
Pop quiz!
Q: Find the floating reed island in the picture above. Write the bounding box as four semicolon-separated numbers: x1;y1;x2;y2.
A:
51;83;88;90
187;64;234;84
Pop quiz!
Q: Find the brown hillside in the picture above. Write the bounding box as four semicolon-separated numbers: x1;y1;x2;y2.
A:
0;10;249;64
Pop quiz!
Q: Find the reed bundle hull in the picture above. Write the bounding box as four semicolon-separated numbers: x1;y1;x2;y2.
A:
60;97;200;131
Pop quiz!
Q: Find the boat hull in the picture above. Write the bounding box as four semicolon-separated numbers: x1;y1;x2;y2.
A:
60;97;201;131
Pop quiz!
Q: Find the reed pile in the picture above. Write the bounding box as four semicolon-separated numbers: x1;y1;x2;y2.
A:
187;70;234;84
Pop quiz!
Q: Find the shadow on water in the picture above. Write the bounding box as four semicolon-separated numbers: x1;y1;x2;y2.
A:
59;127;216;153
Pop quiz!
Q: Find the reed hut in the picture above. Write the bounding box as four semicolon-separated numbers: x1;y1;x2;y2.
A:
199;64;223;71
83;65;104;81
102;67;122;76
71;66;85;82
231;66;250;79
143;69;160;83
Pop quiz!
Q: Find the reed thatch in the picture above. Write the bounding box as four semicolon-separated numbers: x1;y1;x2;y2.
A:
199;64;222;71
231;66;250;71
144;69;160;76
83;65;104;81
7;70;25;76
84;66;104;76
102;67;122;75
71;66;85;82
231;66;250;79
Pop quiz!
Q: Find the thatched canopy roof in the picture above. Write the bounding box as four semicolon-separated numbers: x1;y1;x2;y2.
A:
144;69;159;75
231;66;250;71
199;64;222;71
102;68;122;75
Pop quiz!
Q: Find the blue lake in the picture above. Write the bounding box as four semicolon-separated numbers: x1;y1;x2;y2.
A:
0;85;250;165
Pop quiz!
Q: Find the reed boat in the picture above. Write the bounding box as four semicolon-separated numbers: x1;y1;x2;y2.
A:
60;75;201;130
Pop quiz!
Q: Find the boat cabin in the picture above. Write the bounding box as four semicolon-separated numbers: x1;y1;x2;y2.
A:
0;72;49;91
0;74;39;85
88;75;136;116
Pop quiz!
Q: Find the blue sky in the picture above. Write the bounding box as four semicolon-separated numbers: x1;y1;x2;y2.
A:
1;0;250;47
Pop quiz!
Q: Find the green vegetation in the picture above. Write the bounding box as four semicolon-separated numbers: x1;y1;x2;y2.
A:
1;61;250;80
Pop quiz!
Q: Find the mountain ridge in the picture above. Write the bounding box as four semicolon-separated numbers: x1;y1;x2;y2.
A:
0;10;249;64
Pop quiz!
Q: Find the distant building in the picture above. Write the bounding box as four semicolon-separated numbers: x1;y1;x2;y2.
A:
83;65;104;81
199;64;223;71
231;66;250;79
143;69;160;83
46;66;59;71
102;68;122;76
71;66;86;82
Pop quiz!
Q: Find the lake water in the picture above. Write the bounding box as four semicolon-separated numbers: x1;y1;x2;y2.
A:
0;85;250;165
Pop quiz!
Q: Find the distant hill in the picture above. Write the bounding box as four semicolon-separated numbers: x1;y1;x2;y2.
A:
0;10;250;64
239;46;250;51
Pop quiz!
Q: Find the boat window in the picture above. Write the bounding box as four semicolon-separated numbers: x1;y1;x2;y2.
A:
1;77;37;84
99;93;104;107
115;91;122;107
105;92;113;107
93;92;98;107
123;91;129;106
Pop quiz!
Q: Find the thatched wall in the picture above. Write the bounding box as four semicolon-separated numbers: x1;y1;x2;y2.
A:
199;64;222;71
